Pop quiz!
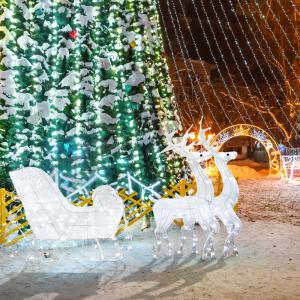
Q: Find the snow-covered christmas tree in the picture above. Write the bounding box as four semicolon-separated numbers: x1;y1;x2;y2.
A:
0;0;182;191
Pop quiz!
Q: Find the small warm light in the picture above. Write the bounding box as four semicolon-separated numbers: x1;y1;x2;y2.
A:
207;133;216;141
189;132;196;140
189;131;215;142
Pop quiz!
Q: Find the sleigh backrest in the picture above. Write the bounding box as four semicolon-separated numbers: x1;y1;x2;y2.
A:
10;167;93;213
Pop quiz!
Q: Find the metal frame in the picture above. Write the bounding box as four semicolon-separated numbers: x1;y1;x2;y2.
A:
212;124;282;175
281;155;300;181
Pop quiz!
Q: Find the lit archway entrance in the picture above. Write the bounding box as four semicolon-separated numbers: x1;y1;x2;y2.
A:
212;124;282;175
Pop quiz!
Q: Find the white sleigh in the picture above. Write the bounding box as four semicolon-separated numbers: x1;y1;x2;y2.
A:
9;167;124;241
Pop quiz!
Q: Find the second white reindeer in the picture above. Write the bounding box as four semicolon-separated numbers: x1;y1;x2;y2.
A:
196;123;242;257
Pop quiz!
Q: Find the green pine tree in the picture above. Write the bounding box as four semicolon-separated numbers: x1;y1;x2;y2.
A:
0;0;182;192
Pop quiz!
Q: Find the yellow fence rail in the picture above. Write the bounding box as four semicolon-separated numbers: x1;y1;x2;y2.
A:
162;179;197;198
116;188;153;235
0;189;33;247
0;175;238;246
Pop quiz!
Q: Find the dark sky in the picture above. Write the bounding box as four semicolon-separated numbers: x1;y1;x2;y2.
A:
159;0;296;85
159;0;247;64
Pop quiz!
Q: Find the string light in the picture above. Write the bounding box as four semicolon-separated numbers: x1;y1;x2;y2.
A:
195;0;271;130
27;0;45;168
176;0;253;126
4;1;31;170
164;0;205;121
262;1;300;61
157;2;198;129
47;0;69;171
246;0;300;94
229;0;298;139
172;1;293;144
132;0;170;186
69;1;89;181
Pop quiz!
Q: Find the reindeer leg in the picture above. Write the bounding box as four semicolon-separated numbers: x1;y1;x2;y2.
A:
191;224;198;255
162;217;174;257
183;218;197;255
178;218;189;255
154;227;162;258
178;225;190;255
216;209;234;257
153;213;165;258
153;211;163;258
154;213;173;257
206;217;218;259
213;205;233;257
233;219;242;256
227;209;242;256
220;206;241;257
163;232;171;257
225;227;240;257
223;223;235;257
201;222;215;261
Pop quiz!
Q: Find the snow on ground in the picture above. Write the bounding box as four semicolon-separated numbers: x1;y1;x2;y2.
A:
211;159;269;178
230;159;268;170
0;175;299;300
239;177;300;226
229;165;264;179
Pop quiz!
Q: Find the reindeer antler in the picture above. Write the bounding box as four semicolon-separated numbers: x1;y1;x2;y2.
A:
196;117;219;153
178;125;195;151
161;126;195;155
161;130;177;153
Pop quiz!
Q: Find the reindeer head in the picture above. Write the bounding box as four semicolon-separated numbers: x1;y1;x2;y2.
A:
189;150;213;163
162;127;214;164
196;118;237;163
216;151;237;162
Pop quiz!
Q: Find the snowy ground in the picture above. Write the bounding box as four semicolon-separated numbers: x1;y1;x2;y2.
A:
239;177;300;226
0;176;299;300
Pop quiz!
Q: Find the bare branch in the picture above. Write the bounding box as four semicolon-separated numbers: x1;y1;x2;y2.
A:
220;92;293;141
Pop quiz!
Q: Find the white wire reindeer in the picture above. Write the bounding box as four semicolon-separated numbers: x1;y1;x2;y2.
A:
152;129;219;259
196;122;242;257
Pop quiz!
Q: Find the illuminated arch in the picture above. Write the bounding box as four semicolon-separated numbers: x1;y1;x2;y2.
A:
212;124;282;175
